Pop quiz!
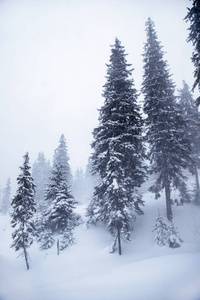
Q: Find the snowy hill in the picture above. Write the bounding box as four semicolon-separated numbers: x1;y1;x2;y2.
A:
0;192;200;300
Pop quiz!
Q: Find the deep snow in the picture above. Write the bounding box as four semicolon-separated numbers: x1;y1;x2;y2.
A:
0;191;200;300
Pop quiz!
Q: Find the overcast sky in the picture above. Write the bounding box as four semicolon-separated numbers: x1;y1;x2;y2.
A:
0;0;196;191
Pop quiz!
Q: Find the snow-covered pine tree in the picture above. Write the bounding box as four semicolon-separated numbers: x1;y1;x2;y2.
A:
152;210;169;246
1;178;11;214
11;153;36;270
43;177;77;250
142;18;191;221
167;220;183;248
153;209;183;248
44;179;75;233
37;228;55;249
32;152;51;214
184;0;200;105
41;135;78;250
54;134;72;186
45;134;72;205
87;38;147;255
178;81;200;204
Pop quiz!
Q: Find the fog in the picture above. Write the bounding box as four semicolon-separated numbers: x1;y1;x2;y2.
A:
0;0;196;191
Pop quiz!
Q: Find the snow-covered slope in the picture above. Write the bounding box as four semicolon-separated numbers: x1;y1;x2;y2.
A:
0;192;200;300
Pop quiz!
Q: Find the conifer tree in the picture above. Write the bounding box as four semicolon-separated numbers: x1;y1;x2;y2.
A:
153;209;183;248
40;135;78;250
184;0;200;104
11;153;36;270
152;210;169;246
87;38;146;255
1;178;11;214
45;134;72;204
178;81;200;204
142;18;191;221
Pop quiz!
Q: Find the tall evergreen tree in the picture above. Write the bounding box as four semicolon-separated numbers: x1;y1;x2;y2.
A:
142;18;191;221
32;152;51;214
1;178;11;215
45;134;72;204
87;38;146;255
11;153;36;270
184;0;200;104
40;135;78;250
178;81;200;204
54;134;72;185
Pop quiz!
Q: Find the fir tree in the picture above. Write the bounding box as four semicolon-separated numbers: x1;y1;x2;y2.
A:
44;179;75;233
45;134;72;204
1;178;11;214
153;209;183;248
37;228;55;249
142;18;191;221
152;210;169;246
87;38;146;255
167;220;183;248
11;153;36;270
178;81;200;204
41;135;78;250
54;134;72;186
184;0;200;104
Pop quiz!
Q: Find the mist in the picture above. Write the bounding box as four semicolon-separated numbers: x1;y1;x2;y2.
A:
0;0;196;190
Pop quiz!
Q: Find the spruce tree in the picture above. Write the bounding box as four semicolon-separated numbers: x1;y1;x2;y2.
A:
40;135;78;250
54;134;72;186
142;18;191;221
45;134;72;204
153;209;183;248
87;38;146;255
1;178;11;215
184;0;200;104
178;81;200;204
152;210;169;246
11;153;36;270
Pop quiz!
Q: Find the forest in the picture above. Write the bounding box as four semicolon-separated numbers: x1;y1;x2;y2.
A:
0;1;200;299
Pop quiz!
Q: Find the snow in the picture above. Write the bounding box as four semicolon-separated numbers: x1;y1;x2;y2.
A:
1;192;200;300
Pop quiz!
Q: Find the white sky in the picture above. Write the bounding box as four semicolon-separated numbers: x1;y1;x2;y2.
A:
0;0;197;191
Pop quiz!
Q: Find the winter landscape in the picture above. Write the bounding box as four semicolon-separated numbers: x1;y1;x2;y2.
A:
1;182;200;300
1;0;200;299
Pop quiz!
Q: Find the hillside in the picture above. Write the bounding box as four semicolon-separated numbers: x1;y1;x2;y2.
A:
0;191;200;300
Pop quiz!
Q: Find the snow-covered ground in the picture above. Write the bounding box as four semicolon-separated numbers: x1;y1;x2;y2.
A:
0;191;200;300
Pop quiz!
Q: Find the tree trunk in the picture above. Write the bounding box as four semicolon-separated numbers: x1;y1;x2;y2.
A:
194;164;200;204
194;164;200;190
22;230;29;270
165;182;173;221
117;228;122;255
57;238;60;256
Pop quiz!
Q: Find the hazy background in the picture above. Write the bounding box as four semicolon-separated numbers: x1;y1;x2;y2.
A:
0;0;197;191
